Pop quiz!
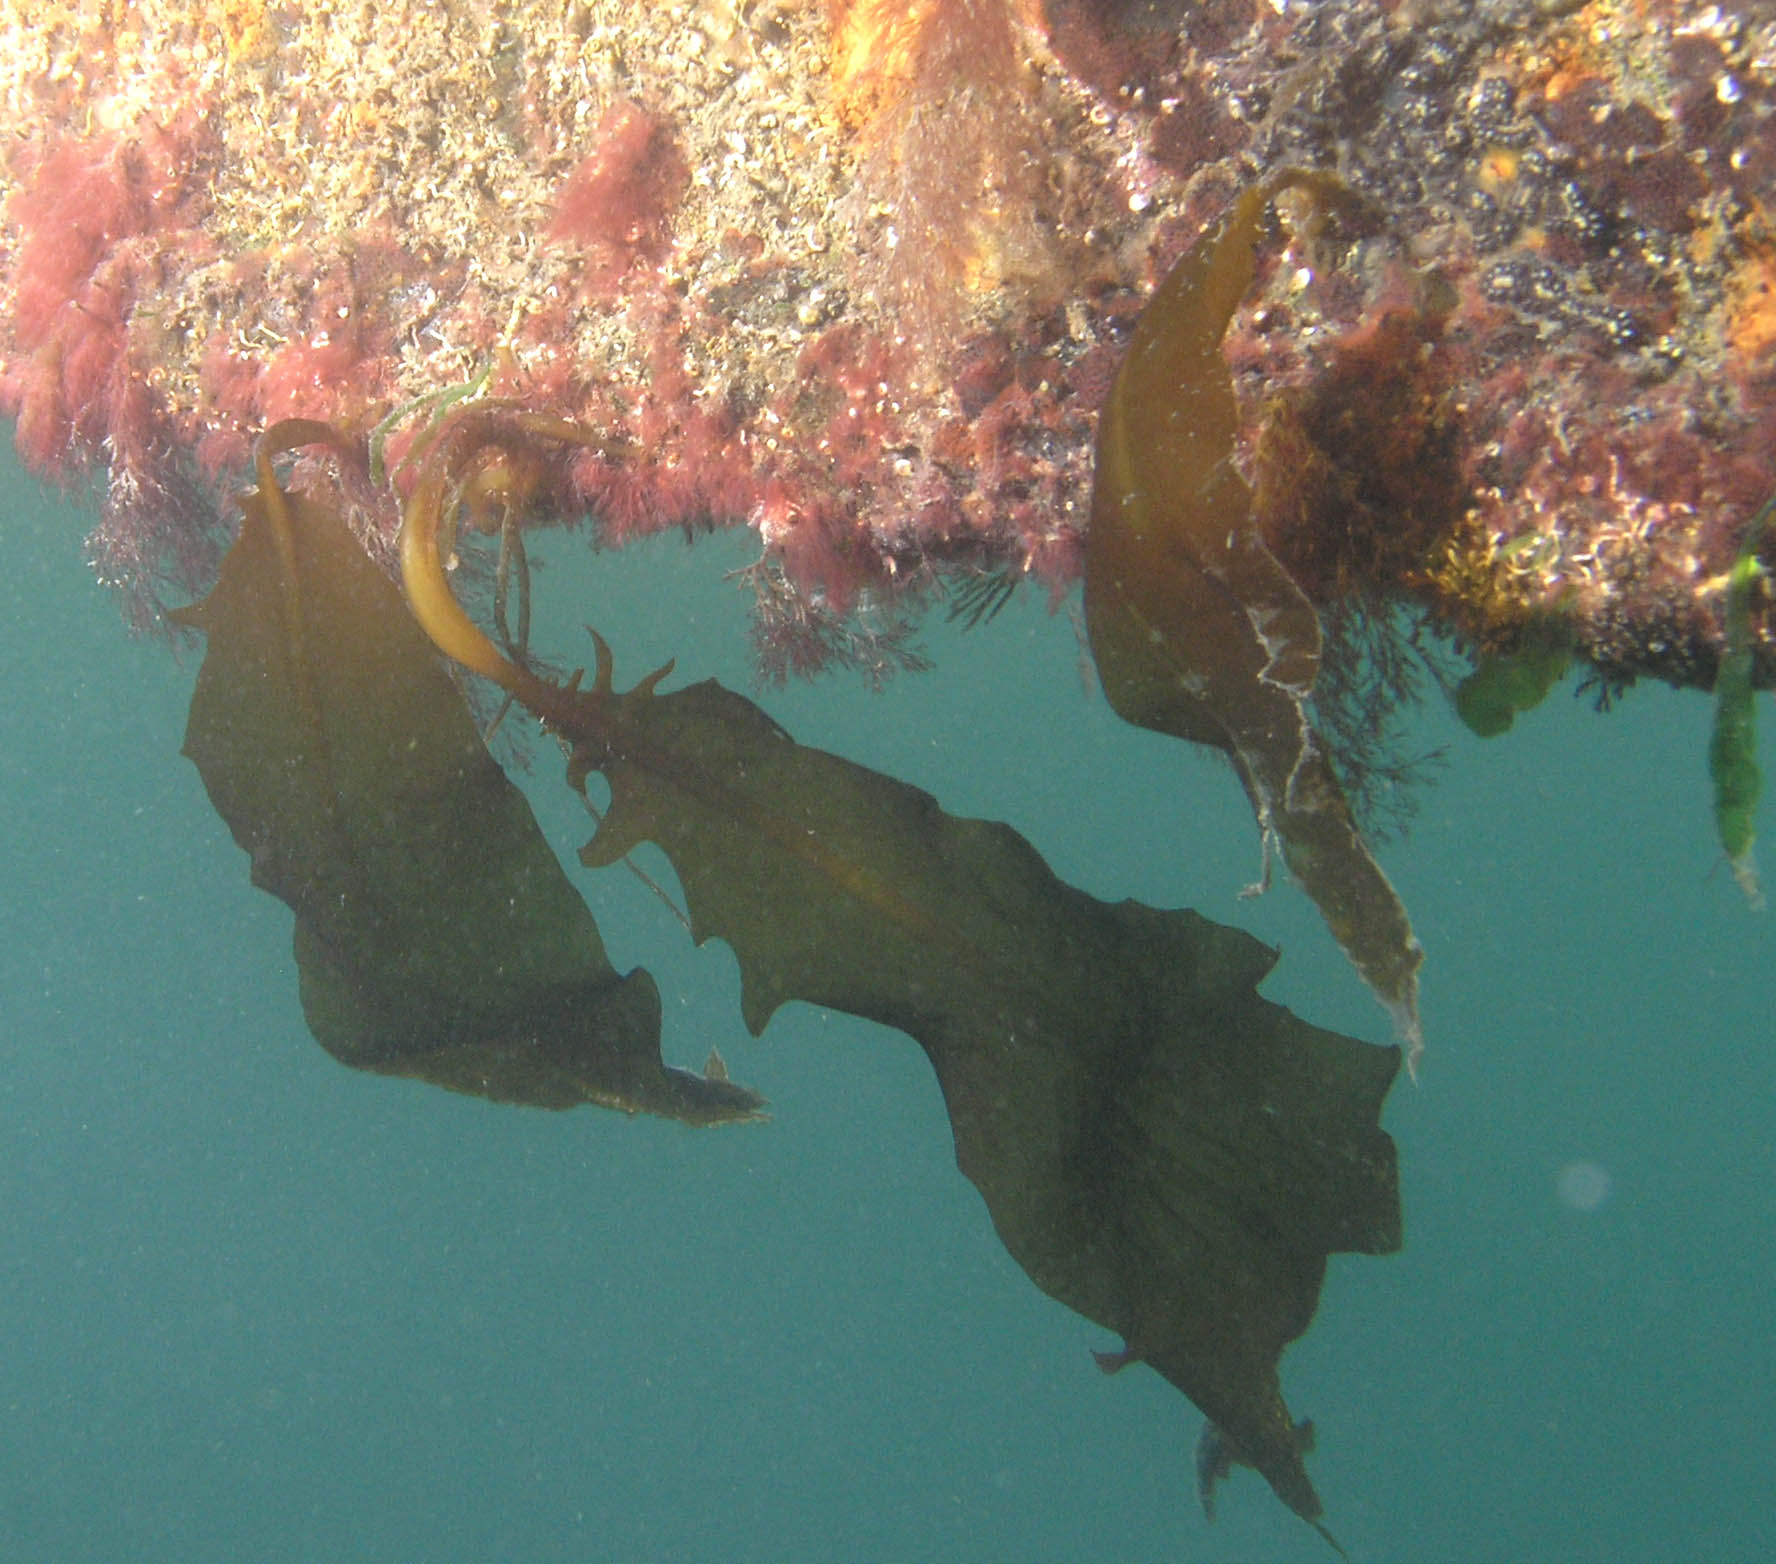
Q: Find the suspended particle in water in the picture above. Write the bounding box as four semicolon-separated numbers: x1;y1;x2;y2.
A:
1554;1160;1613;1212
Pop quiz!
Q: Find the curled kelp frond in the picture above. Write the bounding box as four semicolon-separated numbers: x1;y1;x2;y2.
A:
1083;172;1424;1066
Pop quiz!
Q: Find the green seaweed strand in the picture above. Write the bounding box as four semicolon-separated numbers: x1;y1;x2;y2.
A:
1710;494;1772;910
368;360;497;488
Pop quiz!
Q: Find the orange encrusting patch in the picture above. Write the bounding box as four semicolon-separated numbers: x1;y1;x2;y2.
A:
825;0;1046;135
822;0;1057;311
827;0;930;126
1727;242;1776;369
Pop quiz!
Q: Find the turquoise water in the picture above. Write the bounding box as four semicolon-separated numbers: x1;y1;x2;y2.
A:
2;443;1771;1563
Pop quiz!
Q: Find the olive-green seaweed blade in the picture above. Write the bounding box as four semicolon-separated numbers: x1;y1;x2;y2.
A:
174;442;759;1124
560;658;1401;1532
1083;175;1424;1066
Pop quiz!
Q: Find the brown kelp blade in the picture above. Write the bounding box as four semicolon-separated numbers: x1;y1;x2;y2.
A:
1083;175;1423;1067
552;645;1402;1529
386;405;1404;1531
173;424;760;1124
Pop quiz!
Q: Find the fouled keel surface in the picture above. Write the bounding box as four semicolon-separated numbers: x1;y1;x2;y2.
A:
172;424;1401;1542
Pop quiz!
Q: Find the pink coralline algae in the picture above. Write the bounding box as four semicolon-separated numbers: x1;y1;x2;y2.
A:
546;101;690;296
5;123;208;473
0;0;1769;690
